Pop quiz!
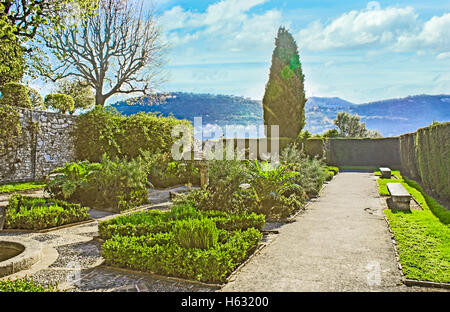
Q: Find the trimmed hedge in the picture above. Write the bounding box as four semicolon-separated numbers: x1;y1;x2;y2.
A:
399;122;450;201
99;203;264;283
102;228;261;283
415;122;450;200
45;93;75;114
98;205;265;240
4;195;90;230
74;106;192;162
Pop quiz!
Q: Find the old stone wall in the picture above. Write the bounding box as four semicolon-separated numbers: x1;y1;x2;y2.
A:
0;107;76;183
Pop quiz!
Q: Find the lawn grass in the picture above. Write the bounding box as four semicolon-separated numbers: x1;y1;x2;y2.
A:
339;165;378;172
0;181;46;194
378;172;450;283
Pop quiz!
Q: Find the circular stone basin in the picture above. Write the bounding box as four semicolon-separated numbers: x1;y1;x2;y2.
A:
0;242;24;262
0;238;42;278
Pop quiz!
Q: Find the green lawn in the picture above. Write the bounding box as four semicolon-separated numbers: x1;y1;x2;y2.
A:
0;181;46;194
385;209;450;283
377;172;450;283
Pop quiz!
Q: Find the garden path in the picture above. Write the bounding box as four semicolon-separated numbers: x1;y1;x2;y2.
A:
221;172;436;292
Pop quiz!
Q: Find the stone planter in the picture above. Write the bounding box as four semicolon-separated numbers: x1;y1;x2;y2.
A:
0;206;5;231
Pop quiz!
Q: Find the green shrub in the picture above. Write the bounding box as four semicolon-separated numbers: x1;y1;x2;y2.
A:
327;166;339;175
46;156;149;212
173;218;219;250
140;150;200;188
74;106;192;162
102;228;261;283
0;278;60;292
5;195;90;230
73;106;124;162
44;93;75;114
244;161;304;219
0;82;31;108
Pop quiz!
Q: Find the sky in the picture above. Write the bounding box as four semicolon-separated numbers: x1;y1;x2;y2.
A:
150;0;450;103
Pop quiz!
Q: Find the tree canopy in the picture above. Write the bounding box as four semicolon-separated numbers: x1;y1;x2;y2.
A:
333;112;382;138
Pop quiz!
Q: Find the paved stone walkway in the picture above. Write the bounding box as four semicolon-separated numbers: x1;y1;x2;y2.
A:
222;172;440;292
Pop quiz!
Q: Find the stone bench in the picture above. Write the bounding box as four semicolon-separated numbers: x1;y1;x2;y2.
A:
387;183;411;210
379;167;391;179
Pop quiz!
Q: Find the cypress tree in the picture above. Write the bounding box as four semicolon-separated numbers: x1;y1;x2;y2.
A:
262;27;306;139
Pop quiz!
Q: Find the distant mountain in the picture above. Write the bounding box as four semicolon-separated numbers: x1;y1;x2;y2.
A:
112;92;263;128
306;95;450;137
111;93;450;138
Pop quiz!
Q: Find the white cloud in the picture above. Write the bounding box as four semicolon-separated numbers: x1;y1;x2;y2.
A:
396;13;450;54
297;4;419;51
296;3;450;58
436;52;450;60
160;0;282;52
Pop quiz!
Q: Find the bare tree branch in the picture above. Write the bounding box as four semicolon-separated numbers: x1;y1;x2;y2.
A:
43;0;165;106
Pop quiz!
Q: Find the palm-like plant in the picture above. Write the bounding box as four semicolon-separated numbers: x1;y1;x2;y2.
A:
245;161;305;219
46;161;102;199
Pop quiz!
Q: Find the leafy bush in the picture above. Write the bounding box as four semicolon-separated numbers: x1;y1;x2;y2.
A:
46;156;149;212
102;228;261;283
140;150;200;188
0;278;60;292
173;218;219;250
244;161;304;219
44;93;75;114
327;166;339;175
0;82;31;108
56;78;95;111
5;195;90;230
74;106;192;162
281;145;328;197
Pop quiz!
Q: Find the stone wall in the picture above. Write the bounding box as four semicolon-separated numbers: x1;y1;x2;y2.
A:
0;107;76;183
325;138;401;168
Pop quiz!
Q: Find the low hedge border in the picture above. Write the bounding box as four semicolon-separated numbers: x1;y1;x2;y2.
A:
4;195;91;231
102;228;262;284
98;208;265;240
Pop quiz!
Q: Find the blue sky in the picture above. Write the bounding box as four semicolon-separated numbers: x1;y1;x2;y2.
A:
151;0;450;103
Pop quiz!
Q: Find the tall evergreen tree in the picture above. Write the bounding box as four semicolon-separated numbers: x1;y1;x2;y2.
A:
263;27;306;139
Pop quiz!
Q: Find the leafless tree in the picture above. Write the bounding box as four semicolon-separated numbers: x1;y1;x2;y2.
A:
44;0;165;106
